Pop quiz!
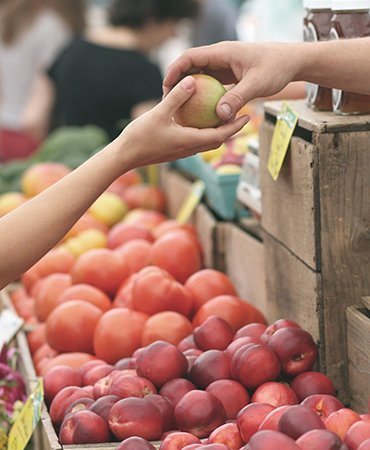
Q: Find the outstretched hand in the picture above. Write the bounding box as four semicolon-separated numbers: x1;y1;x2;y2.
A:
163;41;300;122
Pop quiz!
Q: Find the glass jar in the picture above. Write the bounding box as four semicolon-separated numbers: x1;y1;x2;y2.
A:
303;0;333;110
331;0;370;114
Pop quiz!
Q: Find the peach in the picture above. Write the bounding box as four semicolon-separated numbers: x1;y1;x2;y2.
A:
136;341;188;387
297;429;349;450
278;405;325;439
108;374;156;399
107;223;154;249
160;378;196;407
89;395;120;421
193;316;234;351
251;382;298;408
290;371;335;402
190;350;231;389
344;419;370;449
117;436;156;450
59;410;110;444
160;431;201;449
145;394;175;432
43;365;82;404
207;422;244;450
258;405;290;431
50;386;94;427
325;408;362;439
205;379;249;420
234;323;267;340
175;390;226;438
261;319;301;344
109;397;164;440
82;364;115;386
301;394;344;420
64;397;94;416
224;338;260;359
244;430;300;449
268;328;317;376
231;344;281;389
236;403;275;443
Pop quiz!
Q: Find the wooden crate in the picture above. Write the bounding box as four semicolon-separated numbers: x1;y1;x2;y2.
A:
347;304;370;414
260;100;370;402
217;223;268;319
159;165;218;269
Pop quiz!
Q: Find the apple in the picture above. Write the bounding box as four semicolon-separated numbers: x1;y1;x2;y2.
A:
244;430;300;449
89;192;128;227
174;74;226;128
175;390;226;438
236;403;275;443
258;405;291;431
207;422;244;450
267;327;317;376
190;350;231;389
178;334;198;352
301;394;344;420
261;319;301;344
160;431;201;450
43;365;82;404
59;410;110;444
145;394;175;432
290;371;335;402
234;323;267;341
64;397;95;416
225;338;260;359
206;379;250;420
278;405;325;439
89;395;120;421
193;316;234;351
108;374;157;399
160;378;196;407
21;162;71;197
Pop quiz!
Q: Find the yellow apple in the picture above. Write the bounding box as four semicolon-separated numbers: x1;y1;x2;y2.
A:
89;192;128;227
0;192;27;217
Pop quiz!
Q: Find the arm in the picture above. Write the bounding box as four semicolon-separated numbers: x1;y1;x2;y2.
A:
0;76;248;289
22;73;55;141
163;38;370;121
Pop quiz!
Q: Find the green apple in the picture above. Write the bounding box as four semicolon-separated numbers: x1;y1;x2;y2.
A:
175;74;226;128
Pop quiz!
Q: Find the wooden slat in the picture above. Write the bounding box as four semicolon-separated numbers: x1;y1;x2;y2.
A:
347;306;370;414
260;122;320;270
219;223;268;319
318;131;370;403
264;100;370;133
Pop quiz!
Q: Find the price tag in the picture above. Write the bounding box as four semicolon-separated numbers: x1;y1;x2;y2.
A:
146;164;159;186
7;378;43;450
267;102;299;181
0;309;24;352
176;180;205;224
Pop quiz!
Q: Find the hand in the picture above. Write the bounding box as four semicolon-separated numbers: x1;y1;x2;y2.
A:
163;41;301;121
119;75;250;169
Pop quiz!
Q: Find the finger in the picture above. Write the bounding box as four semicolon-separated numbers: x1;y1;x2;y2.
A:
216;78;253;121
159;76;196;116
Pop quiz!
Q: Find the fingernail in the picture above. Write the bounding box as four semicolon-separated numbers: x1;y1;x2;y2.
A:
180;76;195;91
220;103;232;119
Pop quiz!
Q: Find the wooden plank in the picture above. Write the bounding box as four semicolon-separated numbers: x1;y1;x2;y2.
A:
260;121;320;270
263;232;322;353
194;203;217;268
219;223;268;318
264;100;370;134
318;131;370;404
347;306;370;414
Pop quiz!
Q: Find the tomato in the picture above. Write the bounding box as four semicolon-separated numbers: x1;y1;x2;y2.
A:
152;220;198;240
39;353;97;376
114;239;151;274
193;295;266;332
132;266;193;317
46;300;103;353
149;230;202;283
112;274;138;309
142;311;193;346
58;283;112;312
27;323;46;355
107;223;154;249
93;308;149;364
184;269;238;312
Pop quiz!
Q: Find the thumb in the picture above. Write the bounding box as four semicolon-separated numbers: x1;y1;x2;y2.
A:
160;76;196;116
216;79;252;121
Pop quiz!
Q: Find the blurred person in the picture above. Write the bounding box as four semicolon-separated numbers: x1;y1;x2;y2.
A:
23;0;199;142
0;0;86;161
0;75;248;289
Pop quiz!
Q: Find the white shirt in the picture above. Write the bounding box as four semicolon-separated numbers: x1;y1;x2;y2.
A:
0;9;71;129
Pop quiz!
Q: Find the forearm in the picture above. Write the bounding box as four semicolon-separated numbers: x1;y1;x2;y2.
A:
293;38;370;94
0;138;133;288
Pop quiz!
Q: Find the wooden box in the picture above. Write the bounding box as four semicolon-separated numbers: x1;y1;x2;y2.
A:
347;304;370;414
260;100;370;402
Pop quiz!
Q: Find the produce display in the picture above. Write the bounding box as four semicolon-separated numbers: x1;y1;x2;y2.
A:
0;159;368;449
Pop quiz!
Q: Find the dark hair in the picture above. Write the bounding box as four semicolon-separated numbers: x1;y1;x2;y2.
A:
108;0;199;28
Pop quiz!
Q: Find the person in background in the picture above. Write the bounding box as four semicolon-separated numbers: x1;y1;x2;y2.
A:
23;0;199;142
0;0;86;161
0;75;248;289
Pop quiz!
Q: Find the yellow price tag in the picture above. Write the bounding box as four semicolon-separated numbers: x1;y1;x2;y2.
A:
7;379;43;450
176;180;205;224
146;164;159;186
267;102;299;181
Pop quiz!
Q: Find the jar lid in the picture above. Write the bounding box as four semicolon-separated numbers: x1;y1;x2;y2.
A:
303;0;332;9
331;0;370;10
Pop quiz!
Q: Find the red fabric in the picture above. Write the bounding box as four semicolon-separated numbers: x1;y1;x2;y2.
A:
0;129;40;161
